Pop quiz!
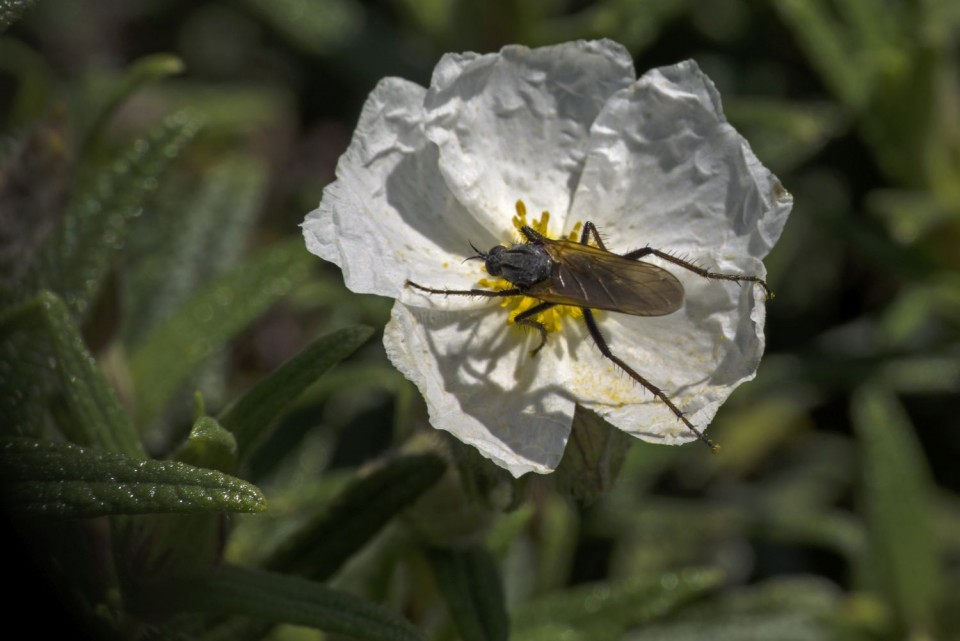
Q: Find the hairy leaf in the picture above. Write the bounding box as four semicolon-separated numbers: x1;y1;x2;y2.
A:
80;54;185;156
24;114;200;320
123;156;269;346
129;239;313;424
514;568;724;637
0;437;265;517
0;0;38;31
0;290;143;457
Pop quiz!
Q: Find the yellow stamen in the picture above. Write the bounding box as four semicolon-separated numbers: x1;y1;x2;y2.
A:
480;199;585;340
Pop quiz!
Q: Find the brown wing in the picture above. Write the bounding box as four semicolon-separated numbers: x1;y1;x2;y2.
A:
524;238;684;316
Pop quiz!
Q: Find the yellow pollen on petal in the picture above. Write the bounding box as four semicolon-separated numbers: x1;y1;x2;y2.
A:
479;199;587;341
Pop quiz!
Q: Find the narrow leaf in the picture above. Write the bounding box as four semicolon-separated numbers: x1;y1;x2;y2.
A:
0;108;68;287
265;453;446;579
163;564;425;641
27;113;200;321
80;54;185;156
0;437;266;517
129;239;313;425
122;156;269;346
631;576;843;641
513;567;724;635
725;98;847;173
0;0;38;31
851;384;939;636
773;0;870;109
236;0;363;55
220;325;374;457
0;291;143;457
427;546;509;641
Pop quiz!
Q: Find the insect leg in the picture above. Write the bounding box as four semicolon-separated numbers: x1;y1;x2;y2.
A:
513;301;558;355
519;225;544;243
581;308;720;452
580;221;609;251
621;248;772;299
406;280;522;298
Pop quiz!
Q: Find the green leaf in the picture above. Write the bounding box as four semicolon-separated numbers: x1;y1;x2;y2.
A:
24;113;200;321
634;612;829;641
129;239;313;425
633;576;844;641
265;453;446;579
541;0;688;53
513;567;724;638
773;0;871;109
80;54;185;156
725;99;847;173
426;546;509;641
531;495;578;592
867;189;956;247
173;415;238;474
162;564;426;641
0;0;38;31
0;291;143;457
219;325;373;458
851;384;939;637
236;0;364;56
0;437;266;517
835;0;901;53
154;81;294;139
123;156;269;346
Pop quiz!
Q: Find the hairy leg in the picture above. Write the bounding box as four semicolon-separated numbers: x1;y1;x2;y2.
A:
582;308;719;452
622;247;772;298
405;280;522;298
513;301;557;355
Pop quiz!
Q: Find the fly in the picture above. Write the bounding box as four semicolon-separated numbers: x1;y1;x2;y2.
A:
406;222;772;452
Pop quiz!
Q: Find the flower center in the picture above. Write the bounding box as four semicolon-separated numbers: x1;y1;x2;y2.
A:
477;199;584;336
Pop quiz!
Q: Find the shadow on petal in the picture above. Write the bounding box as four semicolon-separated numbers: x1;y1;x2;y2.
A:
385;141;498;259
388;303;578;475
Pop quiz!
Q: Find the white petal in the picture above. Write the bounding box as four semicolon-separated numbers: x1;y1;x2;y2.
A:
424;40;636;236
569;59;792;258
384;301;578;476
560;59;790;445
568;261;765;444
302;77;499;300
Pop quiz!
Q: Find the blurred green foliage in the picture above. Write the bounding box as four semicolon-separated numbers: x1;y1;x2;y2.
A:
1;1;958;640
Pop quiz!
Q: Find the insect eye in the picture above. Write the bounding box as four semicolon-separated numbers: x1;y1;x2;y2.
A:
484;245;506;275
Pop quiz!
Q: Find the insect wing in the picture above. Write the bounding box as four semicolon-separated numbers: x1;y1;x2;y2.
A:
527;239;684;316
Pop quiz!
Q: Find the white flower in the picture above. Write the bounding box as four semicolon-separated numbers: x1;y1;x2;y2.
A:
302;40;792;478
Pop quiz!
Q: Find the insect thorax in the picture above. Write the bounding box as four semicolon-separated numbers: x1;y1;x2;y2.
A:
484;243;552;289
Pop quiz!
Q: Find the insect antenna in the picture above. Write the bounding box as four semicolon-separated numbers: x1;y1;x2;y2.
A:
463;242;486;263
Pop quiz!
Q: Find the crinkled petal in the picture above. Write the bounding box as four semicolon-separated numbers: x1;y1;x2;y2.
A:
302;77;498;300
558;59;791;445
305;45;793;475
566;259;766;444
569;60;792;257
424;39;636;237
384;301;578;476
